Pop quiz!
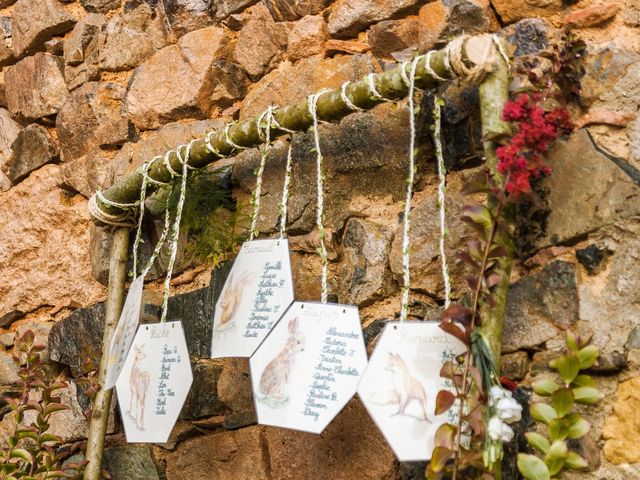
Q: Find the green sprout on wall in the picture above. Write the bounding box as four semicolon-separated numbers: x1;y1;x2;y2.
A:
517;332;603;480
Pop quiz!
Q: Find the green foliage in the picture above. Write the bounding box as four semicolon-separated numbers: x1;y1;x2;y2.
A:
518;332;603;480
0;331;86;479
168;168;247;267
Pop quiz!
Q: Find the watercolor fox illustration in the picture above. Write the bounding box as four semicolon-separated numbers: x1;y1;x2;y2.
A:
128;344;151;430
217;270;256;328
370;352;430;422
258;317;305;407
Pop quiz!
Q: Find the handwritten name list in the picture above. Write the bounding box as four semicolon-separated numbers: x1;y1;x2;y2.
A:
156;344;182;415
244;260;285;338
303;326;362;422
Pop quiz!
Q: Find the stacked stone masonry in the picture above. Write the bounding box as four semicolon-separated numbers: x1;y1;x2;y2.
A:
0;0;639;478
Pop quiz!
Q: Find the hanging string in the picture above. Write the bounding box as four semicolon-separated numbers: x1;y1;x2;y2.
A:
278;138;294;238
399;56;421;323
160;141;194;323
432;96;451;308
308;90;331;303
131;161;151;276
249;107;275;241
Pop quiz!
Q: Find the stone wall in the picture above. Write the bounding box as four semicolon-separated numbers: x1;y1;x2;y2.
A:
0;0;639;478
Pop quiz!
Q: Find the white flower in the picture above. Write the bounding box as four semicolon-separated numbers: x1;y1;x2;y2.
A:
496;396;523;424
489;385;507;406
487;416;514;443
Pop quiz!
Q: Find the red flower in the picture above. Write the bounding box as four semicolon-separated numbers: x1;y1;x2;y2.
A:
496;94;572;197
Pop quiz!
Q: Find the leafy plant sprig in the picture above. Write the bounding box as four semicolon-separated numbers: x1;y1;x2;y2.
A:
0;330;86;479
517;332;603;480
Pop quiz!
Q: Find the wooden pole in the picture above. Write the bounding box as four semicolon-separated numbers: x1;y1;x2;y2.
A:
90;34;503;222
83;227;130;480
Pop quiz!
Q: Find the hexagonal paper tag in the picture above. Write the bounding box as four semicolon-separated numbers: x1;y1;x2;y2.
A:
211;239;294;358
105;276;144;390
116;321;193;443
250;301;367;434
357;321;466;461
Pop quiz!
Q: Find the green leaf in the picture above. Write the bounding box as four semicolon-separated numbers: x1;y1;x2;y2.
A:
570;374;597;389
573;387;603;405
551;388;574;417
43;403;68;418
430;447;454;473
552;353;581;384
565;451;588;470
545;440;568;476
577;345;599;369
433;423;456;450
530;403;558;425
517;454;550;480
567;416;590;439
548;418;570;442
10;448;34;464
526;432;550;454
566;331;580;352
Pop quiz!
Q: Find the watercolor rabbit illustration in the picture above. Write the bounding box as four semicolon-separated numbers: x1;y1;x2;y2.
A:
258;317;305;408
128;344;151;430
216;270;256;331
370;352;430;422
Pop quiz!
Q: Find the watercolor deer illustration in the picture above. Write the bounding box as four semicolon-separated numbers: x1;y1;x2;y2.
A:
217;270;256;327
370;352;430;422
259;317;305;406
128;344;151;430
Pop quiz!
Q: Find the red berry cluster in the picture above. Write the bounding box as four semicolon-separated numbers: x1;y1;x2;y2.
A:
496;94;572;196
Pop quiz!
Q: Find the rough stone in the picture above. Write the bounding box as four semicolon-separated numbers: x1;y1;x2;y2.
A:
81;0;122;13
603;376;640;464
103;446;159;480
48;303;105;377
0;0;15;7
502;261;578;353
0;17;15;67
63;13;105;91
60;149;118;199
627;326;640;350
125;26;229;130
500;351;529;381
0;164;105;320
0;108;22;191
287;14;327;62
44;38;65;56
539;130;640;247
367;18;437;61
0;332;14;348
217;358;254;413
263;398;396;479
165;427;269;480
210;60;251;111
240;53;379;118
56;82;132;163
264;0;330;21
324;38;371;56
563;2;620;28
389;174;476;300
3;124;59;184
338;218;395;306
180;359;226;419
233;12;287;80
11;0;76;58
234;103;419;237
0;350;19;385
490;0;563;24
5;53;69;121
575;244;608;276
213;0;258;21
161;0;215;37
99;4;167;72
578;219;640;362
502;18;549;57
328;0;422;38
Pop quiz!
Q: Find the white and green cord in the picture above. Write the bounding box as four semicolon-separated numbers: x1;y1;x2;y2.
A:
399;56;421;322
308;89;331;303
433;96;451;308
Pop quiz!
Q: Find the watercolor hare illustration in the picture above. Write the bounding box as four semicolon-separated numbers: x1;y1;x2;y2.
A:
259;317;305;408
128;344;151;430
216;270;256;331
370;352;430;422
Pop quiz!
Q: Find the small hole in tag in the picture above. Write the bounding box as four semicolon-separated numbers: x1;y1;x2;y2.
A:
172;323;175;328
146;326;149;330
300;304;304;309
343;309;346;314
393;325;397;330
277;241;280;246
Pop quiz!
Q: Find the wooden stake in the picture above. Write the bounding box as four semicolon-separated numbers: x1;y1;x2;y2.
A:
83;227;130;480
